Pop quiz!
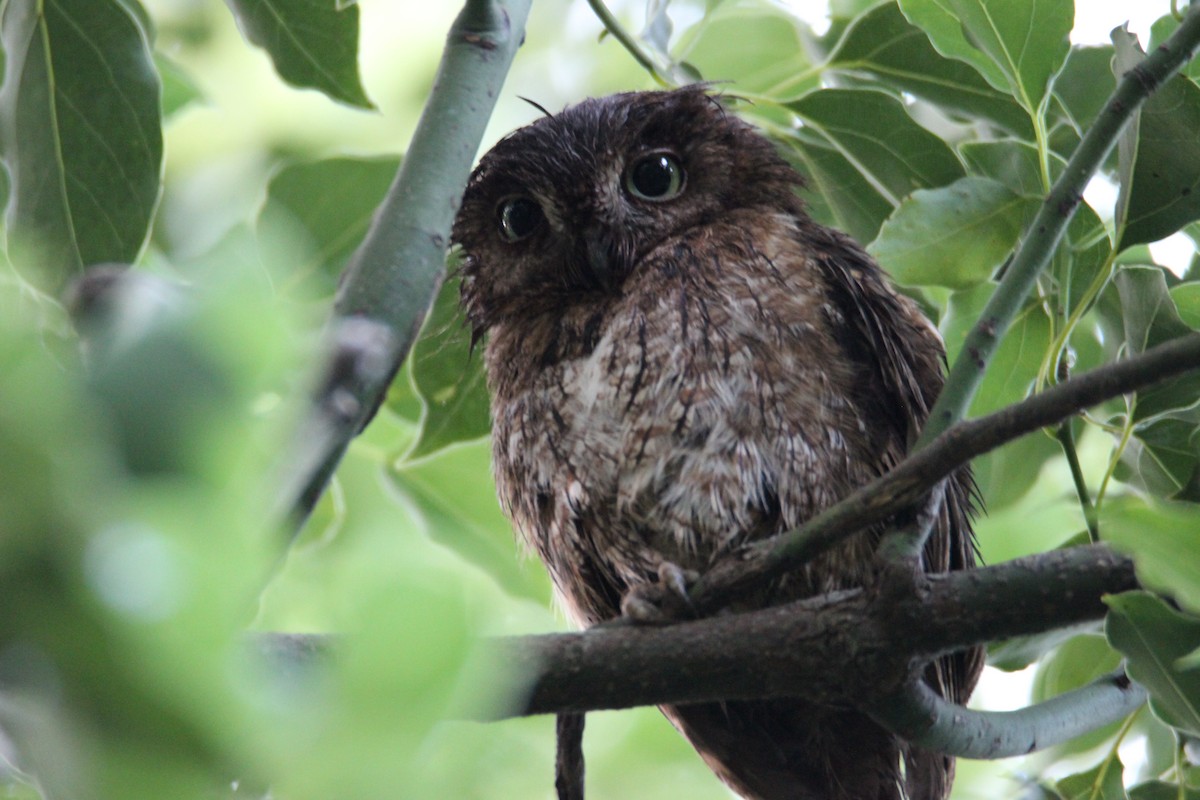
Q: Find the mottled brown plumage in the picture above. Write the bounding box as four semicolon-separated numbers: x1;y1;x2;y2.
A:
453;86;981;800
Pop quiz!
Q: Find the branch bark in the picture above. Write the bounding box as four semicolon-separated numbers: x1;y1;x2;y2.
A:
275;0;532;529
473;544;1136;719
870;671;1146;759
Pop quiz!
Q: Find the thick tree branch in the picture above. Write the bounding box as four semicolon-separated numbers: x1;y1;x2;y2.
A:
276;0;532;528
476;544;1135;719
690;333;1200;612
252;546;1137;756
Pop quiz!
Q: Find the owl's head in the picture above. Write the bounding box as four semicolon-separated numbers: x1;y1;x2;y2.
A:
452;86;804;336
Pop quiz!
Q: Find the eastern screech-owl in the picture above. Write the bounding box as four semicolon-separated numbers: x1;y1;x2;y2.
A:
453;86;981;800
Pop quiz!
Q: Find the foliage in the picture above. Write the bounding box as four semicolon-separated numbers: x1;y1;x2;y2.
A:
1;0;1199;798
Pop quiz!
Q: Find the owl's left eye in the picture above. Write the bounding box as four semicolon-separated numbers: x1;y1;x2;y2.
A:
624;152;685;202
497;196;544;242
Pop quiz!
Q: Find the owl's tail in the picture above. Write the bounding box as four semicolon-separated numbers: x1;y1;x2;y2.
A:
661;699;952;800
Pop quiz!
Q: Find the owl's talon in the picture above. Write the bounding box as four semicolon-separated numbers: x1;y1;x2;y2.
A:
620;562;697;623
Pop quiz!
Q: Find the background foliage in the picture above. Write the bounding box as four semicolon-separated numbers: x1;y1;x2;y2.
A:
1;0;1200;798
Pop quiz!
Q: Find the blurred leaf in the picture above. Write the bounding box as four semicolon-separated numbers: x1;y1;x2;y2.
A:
403;271;490;460
1107;591;1200;736
224;0;374;109
1173;283;1200;329
258;155;400;299
868;176;1037;289
1032;633;1121;704
989;623;1100;673
1114;28;1200;251
1129;781;1200;800
1055;755;1127;800
674;0;817;98
641;0;674;55
898;0;1071;112
156;52;203;117
0;0;163;292
826;1;1030;134
1103;497;1200;615
389;441;548;604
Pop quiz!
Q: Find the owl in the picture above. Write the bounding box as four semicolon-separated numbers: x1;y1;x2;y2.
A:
452;86;981;800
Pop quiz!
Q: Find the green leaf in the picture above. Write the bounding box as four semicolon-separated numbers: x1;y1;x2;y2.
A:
1107;591;1200;737
258;156;400;300
224;0;374;109
1129;780;1200;800
1114;267;1200;422
898;0;1072;113
388;441;548;604
941;290;1056;507
1172;282;1200;329
1032;634;1121;717
156;52;203;118
1052;200;1112;323
673;0;818;98
868;176;1037;289
1104;498;1200;615
960;138;1064;197
826;1;1030;134
0;0;163;292
1114;28;1200;251
775;87;964;245
787;88;965;197
403;271;490;461
1053;45;1117;134
1055;754;1127;800
989;623;1101;673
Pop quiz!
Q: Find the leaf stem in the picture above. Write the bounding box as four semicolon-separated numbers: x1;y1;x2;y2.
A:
1056;420;1100;542
585;0;668;84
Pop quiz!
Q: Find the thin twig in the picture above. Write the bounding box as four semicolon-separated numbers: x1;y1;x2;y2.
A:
584;0;665;82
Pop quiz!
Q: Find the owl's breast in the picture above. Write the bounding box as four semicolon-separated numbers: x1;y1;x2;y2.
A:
483;214;888;621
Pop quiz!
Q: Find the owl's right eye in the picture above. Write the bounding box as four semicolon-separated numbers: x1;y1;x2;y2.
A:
497;196;544;242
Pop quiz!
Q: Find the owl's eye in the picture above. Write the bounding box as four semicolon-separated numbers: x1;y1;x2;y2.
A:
496;196;544;242
625;152;685;201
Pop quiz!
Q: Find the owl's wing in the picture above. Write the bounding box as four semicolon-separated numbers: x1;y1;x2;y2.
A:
799;221;983;704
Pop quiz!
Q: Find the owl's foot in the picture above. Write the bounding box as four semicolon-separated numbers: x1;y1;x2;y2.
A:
620;562;699;623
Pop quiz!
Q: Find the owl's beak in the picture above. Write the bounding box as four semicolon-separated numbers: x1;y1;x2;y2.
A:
582;228;624;291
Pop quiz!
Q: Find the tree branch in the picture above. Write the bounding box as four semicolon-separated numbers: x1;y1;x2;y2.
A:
252;545;1137;756
869;671;1145;759
275;0;532;528
690;333;1200;612
475;544;1134;719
